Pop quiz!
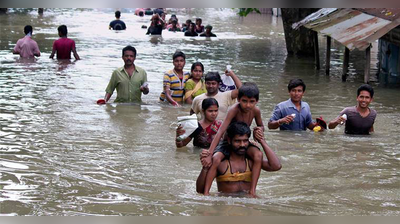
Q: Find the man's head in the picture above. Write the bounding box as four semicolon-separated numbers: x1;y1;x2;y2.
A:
238;82;259;112
122;45;137;66
186;19;192;26
24;25;33;35
172;51;186;71
57;25;68;37
205;25;213;33
227;122;251;156
204;72;221;95
115;11;121;19
357;84;374;109
288;79;306;103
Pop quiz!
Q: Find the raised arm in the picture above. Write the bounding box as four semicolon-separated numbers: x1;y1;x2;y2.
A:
196;150;210;193
253;128;281;171
228;70;242;99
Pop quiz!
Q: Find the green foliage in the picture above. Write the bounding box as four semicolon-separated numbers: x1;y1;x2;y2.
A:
237;8;261;17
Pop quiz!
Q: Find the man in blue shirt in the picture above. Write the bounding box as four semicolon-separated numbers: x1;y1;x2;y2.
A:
109;11;126;30
268;79;316;131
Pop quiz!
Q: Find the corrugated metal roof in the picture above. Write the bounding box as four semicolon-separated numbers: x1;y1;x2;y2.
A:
292;8;400;51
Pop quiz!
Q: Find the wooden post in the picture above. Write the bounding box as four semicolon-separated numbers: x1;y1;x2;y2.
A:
313;31;320;70
342;47;350;81
364;45;371;84
325;36;331;75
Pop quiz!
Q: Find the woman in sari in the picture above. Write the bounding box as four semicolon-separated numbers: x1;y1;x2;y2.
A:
184;62;207;104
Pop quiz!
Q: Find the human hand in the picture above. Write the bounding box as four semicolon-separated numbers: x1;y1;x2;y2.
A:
172;101;181;107
253;127;265;143
200;149;210;159
176;125;185;137
201;154;212;168
336;116;346;125
225;70;234;76
279;115;294;125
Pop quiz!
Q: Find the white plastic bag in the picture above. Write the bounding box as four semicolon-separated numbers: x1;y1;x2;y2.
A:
219;65;237;92
176;114;198;141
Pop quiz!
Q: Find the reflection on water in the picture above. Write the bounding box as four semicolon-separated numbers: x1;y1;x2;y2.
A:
0;8;400;215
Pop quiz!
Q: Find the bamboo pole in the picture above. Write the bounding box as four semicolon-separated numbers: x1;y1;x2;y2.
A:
325;36;331;75
314;31;320;70
342;47;350;81
364;45;371;84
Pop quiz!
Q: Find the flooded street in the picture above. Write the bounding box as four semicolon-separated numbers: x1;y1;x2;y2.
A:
1;8;399;215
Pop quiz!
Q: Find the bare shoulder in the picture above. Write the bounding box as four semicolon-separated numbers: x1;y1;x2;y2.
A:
217;159;228;174
253;106;261;114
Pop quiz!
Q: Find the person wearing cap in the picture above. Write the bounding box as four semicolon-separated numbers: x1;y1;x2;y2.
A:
13;25;41;58
200;25;217;37
109;11;126;30
159;51;190;107
268;79;317;131
328;84;376;135
146;13;165;35
191;71;242;121
103;45;149;103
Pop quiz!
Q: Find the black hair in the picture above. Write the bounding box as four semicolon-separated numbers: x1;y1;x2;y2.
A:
186;19;192;24
288;79;306;92
357;84;374;98
204;72;221;83
138;11;144;17
202;98;219;111
227;121;251;139
196;18;202;22
238;82;259;101
57;25;68;36
24;25;33;35
173;51;185;60
122;45;137;57
191;62;204;72
115;11;121;18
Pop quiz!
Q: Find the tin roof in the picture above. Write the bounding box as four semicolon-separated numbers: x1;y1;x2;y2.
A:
292;8;400;51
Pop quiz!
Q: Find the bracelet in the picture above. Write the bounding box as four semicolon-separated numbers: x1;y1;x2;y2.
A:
277;119;282;126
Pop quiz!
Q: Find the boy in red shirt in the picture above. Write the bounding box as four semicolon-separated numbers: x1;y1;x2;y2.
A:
50;25;80;60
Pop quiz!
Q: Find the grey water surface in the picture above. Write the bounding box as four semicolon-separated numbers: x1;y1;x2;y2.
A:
0;8;399;215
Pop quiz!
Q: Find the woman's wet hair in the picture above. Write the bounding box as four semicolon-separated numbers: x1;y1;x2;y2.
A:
205;72;221;83
357;84;374;98
227;121;251;139
122;45;137;57
238;82;259;101
191;62;204;72
202;98;219;111
288;79;306;92
173;51;186;60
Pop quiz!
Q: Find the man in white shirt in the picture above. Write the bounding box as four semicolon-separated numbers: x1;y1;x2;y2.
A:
191;71;241;121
